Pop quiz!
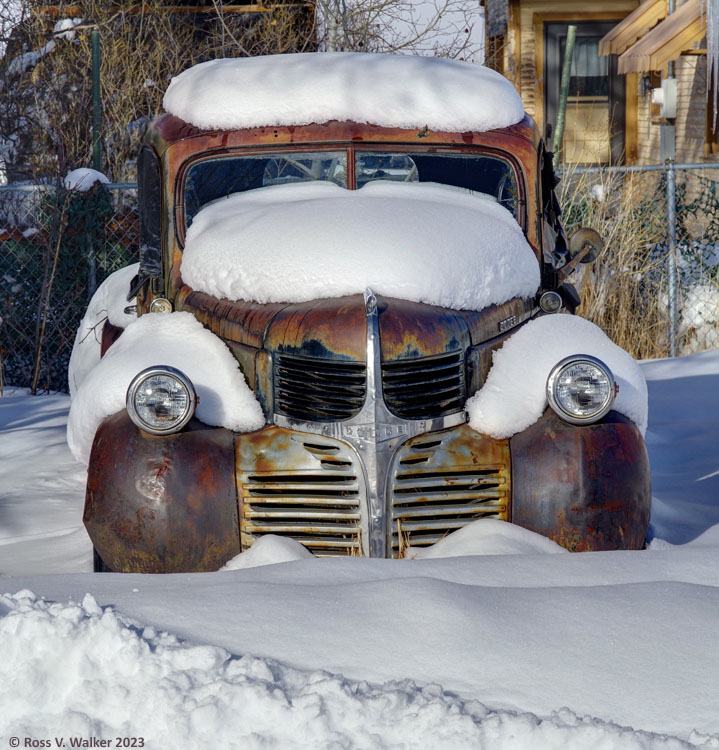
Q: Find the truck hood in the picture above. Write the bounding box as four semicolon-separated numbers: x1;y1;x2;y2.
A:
177;286;535;362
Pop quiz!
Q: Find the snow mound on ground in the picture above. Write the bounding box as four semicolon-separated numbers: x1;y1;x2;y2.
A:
467;314;647;438
163;52;524;133
411;519;568;558
221;535;314;571
0;590;701;750
181;181;540;309
64;167;110;192
67;311;264;465
68;263;138;397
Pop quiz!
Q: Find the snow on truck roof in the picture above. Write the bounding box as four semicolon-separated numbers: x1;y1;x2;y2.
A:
163;52;525;133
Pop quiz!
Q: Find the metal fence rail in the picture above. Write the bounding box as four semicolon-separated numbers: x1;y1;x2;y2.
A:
1;163;719;394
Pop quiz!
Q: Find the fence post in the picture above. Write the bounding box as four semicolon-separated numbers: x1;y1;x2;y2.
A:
91;28;102;173
666;159;678;357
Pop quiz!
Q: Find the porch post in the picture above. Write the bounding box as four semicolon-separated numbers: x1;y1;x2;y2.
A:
553;24;576;169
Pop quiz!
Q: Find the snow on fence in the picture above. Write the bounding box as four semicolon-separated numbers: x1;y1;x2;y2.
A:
1;163;719;393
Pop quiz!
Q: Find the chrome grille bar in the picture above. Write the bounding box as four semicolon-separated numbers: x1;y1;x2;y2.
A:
274;290;467;557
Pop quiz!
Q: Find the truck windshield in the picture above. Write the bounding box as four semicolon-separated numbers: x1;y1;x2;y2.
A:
356;151;519;217
183;149;520;228
184;151;348;226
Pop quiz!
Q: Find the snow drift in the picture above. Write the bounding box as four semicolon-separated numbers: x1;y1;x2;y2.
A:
67;312;264;465
181;181;540;309
1;588;713;749
411;518;568;558
163;52;525;133
221;535;314;571
467;314;648;438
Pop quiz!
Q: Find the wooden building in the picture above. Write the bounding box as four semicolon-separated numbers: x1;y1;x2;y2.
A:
600;0;711;164
485;0;714;165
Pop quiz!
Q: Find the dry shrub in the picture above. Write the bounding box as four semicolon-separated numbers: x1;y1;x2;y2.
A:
1;1;314;183
558;168;671;359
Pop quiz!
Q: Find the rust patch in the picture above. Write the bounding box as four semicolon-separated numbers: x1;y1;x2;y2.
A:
265;296;367;360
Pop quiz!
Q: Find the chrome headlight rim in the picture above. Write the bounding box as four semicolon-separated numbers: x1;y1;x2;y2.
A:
546;354;615;426
126;365;197;435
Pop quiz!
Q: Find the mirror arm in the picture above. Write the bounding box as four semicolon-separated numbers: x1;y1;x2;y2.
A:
557;244;592;280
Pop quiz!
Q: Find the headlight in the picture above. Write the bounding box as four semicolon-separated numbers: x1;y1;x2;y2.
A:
126;366;197;435
546;355;615;425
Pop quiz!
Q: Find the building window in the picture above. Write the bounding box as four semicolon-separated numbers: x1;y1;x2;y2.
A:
545;21;626;165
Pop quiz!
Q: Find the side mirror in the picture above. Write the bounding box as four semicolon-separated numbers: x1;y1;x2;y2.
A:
568;227;603;264
544;122;554;147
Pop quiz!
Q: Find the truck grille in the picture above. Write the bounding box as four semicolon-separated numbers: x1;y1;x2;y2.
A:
274;354;365;421
382;351;466;419
239;437;364;556
389;427;510;557
274;351;465;422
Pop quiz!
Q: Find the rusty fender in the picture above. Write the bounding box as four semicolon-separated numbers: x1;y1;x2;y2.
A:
84;411;240;572
509;409;651;551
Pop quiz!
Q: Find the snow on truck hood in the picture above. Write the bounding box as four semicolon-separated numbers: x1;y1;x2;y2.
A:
180;181;541;310
163;52;525;133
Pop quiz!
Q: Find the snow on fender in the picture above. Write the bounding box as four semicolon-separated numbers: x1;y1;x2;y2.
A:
466;314;648;439
68;263;139;397
67;311;265;465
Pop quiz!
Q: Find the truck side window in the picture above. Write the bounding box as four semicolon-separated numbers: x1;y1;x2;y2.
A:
138;146;162;278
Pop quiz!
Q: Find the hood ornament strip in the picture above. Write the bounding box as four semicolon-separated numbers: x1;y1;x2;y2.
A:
274;290;467;557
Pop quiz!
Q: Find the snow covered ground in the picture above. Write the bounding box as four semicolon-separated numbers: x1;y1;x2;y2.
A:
1;350;719;748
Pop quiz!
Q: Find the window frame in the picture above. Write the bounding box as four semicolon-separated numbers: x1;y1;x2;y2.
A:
138;145;163;279
174;143;527;248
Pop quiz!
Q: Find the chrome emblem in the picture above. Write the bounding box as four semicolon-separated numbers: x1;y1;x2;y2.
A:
499;315;516;332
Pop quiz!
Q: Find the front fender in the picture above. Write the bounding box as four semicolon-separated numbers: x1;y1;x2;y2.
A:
84;411;240;572
509;409;651;550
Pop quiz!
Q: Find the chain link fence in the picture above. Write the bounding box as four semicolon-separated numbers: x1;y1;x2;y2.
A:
0;183;138;393
558;162;719;360
2;164;719;394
